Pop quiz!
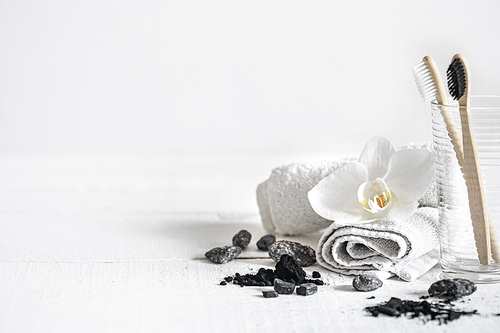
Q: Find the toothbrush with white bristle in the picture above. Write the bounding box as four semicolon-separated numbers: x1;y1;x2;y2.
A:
413;55;500;263
412;56;463;160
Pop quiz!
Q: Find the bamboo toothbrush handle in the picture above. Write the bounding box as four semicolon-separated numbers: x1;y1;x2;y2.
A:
489;214;500;261
459;105;491;265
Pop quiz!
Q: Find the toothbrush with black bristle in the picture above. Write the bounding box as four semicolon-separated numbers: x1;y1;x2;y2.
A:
447;54;493;265
413;56;500;262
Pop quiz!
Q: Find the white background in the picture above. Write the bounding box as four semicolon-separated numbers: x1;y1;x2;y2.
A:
2;0;500;158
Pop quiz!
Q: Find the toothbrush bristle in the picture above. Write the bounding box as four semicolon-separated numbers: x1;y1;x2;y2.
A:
412;61;437;102
447;58;466;100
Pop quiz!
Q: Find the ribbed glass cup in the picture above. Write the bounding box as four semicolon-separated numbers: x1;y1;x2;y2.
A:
432;96;500;283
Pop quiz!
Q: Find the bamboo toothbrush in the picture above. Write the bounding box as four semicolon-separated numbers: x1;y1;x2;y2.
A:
413;55;500;262
412;56;463;159
447;54;492;265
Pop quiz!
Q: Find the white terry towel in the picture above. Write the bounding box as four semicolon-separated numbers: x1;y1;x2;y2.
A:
316;207;439;281
256;143;438;236
257;158;354;236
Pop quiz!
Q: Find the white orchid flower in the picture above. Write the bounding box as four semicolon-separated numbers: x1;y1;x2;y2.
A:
308;136;435;225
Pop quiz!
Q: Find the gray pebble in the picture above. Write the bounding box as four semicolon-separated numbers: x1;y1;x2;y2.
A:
205;246;242;264
232;230;252;249
268;240;316;267
274;278;295;294
256;234;276;251
296;283;318;296
262;290;279;298
428;279;476;298
352;274;383;292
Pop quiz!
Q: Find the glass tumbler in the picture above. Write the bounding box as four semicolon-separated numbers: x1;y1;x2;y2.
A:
432;96;500;283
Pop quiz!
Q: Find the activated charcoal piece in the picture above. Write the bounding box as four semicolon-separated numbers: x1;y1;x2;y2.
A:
365;297;478;324
205;246;242;264
352;274;383;292
312;271;321;279
275;254;307;285
428;279;477;299
232;230;252;249
262;290;279;298
268;240;316;267
296;283;318;296
274;278;295;294
256;234;276;251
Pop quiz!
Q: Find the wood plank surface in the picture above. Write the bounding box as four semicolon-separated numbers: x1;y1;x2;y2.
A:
1;155;499;333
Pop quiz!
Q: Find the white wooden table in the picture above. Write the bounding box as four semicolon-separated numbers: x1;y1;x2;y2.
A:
1;155;499;333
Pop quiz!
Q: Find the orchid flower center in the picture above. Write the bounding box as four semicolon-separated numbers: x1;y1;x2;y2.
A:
357;178;392;213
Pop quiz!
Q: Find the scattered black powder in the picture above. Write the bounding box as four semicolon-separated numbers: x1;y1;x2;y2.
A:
365;297;478;324
220;254;324;287
367;296;376;300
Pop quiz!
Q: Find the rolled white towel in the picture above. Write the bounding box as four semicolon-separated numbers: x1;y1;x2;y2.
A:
256;142;438;236
316;207;440;281
257;158;354;236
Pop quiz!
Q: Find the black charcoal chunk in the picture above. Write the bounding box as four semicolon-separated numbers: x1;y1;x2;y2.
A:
268;240;316;267
256;234;276;251
275;254;307;284
232;230;252;249
205;246;242;264
428;279;477;299
220;281;227;286
352;274;383;292
262;290;279;298
274;278;295;294
296;283;318;296
312;271;321;278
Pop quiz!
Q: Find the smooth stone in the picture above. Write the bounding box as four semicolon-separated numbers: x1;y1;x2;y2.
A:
428;279;477;298
256;234;276;251
205;246;242;264
268;240;316;267
296;283;318;296
274;278;295;294
352;274;383;292
232;230;252;249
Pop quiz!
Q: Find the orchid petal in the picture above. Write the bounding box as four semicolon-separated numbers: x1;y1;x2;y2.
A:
308;162;368;223
386;201;419;221
384;149;435;205
358;136;396;180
